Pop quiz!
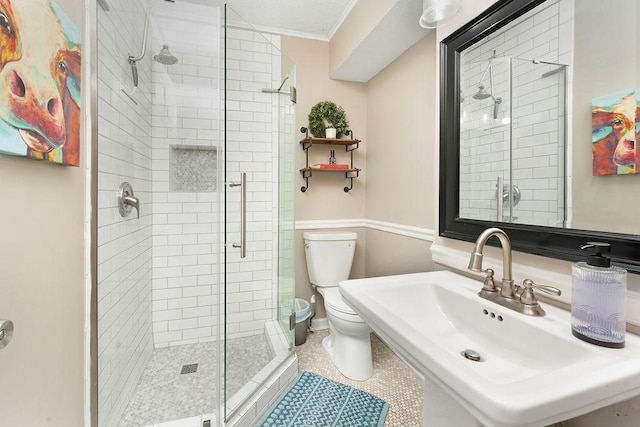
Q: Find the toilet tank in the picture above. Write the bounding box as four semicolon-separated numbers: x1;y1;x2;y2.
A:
304;231;357;288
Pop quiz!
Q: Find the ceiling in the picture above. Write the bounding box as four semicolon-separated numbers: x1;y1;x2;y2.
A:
225;0;358;41
171;0;430;82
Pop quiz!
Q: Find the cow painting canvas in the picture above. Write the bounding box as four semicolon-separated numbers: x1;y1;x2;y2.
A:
592;89;638;176
0;0;81;166
637;89;640;169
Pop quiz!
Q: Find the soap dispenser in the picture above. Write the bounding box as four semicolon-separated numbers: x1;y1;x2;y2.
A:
329;149;336;165
571;242;627;348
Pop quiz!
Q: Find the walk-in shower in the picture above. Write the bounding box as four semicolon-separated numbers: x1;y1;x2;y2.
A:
94;1;297;426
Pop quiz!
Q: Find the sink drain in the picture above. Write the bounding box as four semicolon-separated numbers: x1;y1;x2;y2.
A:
461;349;482;362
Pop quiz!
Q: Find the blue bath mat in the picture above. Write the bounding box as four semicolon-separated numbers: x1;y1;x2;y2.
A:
259;371;389;426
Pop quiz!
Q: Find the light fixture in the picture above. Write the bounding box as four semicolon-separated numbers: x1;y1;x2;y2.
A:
419;0;461;29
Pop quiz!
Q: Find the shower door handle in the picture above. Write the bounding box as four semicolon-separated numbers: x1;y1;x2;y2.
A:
496;176;504;221
229;173;246;258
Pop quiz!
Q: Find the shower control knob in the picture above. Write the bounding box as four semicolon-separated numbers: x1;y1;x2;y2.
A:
0;319;14;350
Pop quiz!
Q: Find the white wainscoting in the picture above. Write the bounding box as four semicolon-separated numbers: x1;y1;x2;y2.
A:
295;219;435;241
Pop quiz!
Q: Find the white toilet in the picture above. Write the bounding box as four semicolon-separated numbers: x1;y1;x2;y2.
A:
303;231;373;381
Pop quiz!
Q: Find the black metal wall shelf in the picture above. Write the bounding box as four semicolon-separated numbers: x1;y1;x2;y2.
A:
299;127;361;192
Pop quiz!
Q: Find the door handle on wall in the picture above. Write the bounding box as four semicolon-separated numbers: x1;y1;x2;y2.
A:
229;173;246;258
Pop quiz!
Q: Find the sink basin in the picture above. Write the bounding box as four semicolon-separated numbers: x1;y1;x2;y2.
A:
339;270;640;427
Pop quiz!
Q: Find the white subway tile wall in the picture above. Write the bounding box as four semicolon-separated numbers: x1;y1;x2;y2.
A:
150;9;283;345
459;0;572;227
150;3;221;348
97;0;154;425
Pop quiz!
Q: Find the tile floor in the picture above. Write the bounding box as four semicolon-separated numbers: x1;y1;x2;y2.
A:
119;334;272;427
117;327;423;426
295;329;424;426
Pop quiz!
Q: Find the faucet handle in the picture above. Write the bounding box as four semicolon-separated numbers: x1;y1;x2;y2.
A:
520;279;561;305
117;182;140;219
482;268;497;292
124;195;140;219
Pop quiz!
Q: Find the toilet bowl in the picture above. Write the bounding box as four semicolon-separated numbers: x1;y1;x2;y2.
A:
320;287;373;380
304;231;373;380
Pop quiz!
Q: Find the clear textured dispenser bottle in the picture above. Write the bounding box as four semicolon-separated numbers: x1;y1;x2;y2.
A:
571;242;627;348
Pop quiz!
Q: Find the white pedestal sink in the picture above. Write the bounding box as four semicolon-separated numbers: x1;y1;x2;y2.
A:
339;271;640;427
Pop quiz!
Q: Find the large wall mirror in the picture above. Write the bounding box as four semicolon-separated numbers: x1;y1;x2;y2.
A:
440;0;640;272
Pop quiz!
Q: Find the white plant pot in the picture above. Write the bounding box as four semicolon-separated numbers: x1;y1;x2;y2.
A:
325;127;337;139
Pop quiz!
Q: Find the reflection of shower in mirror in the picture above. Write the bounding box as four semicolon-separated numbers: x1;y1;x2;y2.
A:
494;177;520;223
471;51;503;120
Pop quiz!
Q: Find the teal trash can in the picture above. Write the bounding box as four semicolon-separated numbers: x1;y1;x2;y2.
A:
294;298;312;346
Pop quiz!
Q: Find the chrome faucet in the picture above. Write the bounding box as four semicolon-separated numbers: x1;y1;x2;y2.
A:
468;227;561;316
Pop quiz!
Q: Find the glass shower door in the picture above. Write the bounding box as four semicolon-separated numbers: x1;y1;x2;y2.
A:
222;5;296;421
277;55;296;346
510;57;567;228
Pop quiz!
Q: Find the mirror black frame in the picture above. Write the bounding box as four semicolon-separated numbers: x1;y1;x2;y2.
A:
439;0;640;273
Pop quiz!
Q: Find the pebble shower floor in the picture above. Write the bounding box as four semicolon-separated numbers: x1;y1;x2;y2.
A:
119;334;272;427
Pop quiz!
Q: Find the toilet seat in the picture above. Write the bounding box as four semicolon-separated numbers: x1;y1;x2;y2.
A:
322;288;357;315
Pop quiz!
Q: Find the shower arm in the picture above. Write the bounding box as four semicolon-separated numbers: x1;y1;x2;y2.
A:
478;63;491;89
277;75;289;91
128;8;151;64
477;51;498;100
261;75;290;93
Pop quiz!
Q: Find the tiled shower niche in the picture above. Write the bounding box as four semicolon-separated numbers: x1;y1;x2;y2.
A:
170;145;218;192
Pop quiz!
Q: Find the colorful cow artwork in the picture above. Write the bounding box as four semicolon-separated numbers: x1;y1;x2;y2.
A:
0;0;81;166
591;89;638;176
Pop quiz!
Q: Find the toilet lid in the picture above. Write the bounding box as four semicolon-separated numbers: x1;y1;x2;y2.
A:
323;288;357;315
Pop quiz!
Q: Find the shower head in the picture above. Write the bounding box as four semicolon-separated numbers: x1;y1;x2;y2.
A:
472;84;492;100
154;44;178;65
471;85;502;120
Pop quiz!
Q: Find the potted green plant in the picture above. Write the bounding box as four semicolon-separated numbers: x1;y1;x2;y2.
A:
308;101;349;138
